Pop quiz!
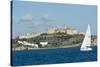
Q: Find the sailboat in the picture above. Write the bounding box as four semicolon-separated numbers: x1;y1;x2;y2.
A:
80;24;92;51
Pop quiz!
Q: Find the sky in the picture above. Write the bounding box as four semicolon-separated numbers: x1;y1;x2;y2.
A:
12;1;97;38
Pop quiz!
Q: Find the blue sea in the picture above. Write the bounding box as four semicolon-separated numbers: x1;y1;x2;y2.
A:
12;46;97;66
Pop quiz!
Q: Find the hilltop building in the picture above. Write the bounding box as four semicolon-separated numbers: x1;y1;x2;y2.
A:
18;25;84;39
46;26;78;35
18;32;43;39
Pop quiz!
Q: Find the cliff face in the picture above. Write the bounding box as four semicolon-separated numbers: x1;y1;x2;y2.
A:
12;33;97;51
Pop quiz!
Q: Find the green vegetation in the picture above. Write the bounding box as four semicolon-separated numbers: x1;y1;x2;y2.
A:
12;33;85;49
12;32;97;51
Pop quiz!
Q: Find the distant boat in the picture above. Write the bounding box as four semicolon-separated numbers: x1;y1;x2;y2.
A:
80;24;92;51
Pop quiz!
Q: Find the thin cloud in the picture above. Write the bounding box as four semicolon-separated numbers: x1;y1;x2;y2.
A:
20;14;34;22
41;14;52;22
19;14;36;28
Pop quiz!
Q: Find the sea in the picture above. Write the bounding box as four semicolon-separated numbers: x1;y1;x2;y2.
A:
12;46;97;66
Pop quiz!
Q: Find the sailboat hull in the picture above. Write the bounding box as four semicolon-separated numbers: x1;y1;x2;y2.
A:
80;48;92;51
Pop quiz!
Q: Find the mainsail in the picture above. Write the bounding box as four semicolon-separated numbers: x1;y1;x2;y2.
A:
80;24;92;51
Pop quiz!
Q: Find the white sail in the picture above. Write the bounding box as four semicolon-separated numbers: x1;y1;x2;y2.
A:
80;24;92;51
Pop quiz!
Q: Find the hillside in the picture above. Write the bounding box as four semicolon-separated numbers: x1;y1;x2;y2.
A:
12;32;96;51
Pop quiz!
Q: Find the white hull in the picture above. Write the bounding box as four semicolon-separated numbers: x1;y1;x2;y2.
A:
80;47;92;51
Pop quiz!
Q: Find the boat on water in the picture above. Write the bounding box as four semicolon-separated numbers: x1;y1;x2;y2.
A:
80;24;92;51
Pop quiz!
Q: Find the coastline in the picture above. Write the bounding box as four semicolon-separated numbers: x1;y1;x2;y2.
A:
12;44;80;51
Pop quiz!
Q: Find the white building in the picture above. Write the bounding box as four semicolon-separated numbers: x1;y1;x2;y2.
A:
40;42;48;47
18;41;38;48
46;26;78;35
66;29;77;35
18;32;43;39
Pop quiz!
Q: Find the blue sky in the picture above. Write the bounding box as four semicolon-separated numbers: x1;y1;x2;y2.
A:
12;1;97;38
